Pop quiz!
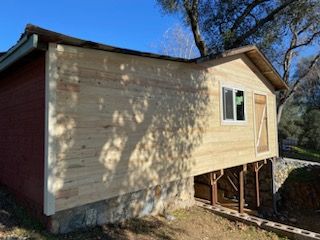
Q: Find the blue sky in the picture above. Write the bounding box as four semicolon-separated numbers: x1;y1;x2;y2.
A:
0;0;179;53
0;0;316;69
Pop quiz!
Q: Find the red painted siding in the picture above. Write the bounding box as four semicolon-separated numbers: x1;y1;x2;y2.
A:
0;53;45;218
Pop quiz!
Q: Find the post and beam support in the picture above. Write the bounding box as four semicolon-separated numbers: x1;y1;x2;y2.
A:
238;164;247;214
210;169;224;206
254;159;267;209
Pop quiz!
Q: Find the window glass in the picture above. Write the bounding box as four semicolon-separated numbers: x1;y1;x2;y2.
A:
223;87;234;120
236;90;245;120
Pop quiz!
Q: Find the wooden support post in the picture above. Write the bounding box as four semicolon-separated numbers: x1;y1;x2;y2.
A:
238;164;247;214
210;170;224;206
254;159;267;209
210;172;215;206
255;168;260;208
214;182;218;204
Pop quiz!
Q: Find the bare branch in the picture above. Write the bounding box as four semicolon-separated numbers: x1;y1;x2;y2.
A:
286;54;320;99
282;24;298;83
231;0;269;33
230;0;298;48
297;22;313;35
292;31;320;50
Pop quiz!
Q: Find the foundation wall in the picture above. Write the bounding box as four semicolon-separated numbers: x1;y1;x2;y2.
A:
48;177;194;233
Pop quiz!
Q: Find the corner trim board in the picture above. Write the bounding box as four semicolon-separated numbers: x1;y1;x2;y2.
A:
44;43;57;216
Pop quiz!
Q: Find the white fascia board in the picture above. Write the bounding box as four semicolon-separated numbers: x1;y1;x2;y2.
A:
0;34;39;72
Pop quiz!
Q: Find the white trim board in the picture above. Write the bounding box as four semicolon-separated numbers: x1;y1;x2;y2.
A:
219;82;247;125
44;43;58;216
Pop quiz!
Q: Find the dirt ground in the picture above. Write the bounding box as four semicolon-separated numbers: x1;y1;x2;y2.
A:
273;210;320;234
0;188;287;240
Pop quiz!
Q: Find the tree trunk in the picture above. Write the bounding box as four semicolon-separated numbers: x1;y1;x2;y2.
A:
184;0;208;57
277;101;285;124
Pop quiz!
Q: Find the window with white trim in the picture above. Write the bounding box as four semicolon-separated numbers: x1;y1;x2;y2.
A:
222;87;246;122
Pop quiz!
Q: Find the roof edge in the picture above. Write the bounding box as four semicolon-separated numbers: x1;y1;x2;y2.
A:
25;24;192;63
0;34;39;72
1;24;288;91
196;45;288;91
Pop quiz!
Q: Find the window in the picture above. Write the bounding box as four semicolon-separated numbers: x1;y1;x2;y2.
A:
222;86;246;122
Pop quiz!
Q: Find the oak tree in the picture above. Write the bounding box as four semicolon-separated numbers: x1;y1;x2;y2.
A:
157;0;320;122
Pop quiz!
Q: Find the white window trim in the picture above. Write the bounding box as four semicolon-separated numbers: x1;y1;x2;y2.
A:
220;84;247;125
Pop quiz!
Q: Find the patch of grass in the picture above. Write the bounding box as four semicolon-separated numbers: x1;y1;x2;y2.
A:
293;146;320;159
283;146;320;162
0;187;289;240
171;208;190;220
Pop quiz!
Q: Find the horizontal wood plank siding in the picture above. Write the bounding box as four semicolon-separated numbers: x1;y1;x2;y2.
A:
51;44;278;211
0;53;46;217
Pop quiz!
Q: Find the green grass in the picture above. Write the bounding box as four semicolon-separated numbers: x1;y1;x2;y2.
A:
283;146;320;163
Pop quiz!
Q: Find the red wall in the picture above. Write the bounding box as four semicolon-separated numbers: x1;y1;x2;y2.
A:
0;53;45;218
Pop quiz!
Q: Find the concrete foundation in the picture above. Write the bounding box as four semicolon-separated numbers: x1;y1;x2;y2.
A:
48;177;195;233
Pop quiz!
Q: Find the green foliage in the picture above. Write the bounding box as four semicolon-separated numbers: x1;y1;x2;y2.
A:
299;110;320;150
156;0;319;57
156;1;320;154
295;57;320;110
278;55;320;155
157;0;181;13
278;100;303;140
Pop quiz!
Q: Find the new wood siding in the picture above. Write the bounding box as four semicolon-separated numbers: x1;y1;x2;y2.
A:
48;44;278;212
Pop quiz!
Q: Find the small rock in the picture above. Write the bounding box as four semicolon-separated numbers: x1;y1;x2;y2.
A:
289;218;297;223
118;220;126;229
280;216;286;222
236;222;247;230
164;214;176;222
282;211;289;217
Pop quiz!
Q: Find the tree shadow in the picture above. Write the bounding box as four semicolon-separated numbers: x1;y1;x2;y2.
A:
50;45;213;216
276;165;320;212
275;165;320;233
0;186;186;239
0;186;44;235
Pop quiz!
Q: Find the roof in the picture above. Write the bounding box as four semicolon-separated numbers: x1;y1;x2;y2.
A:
195;45;288;90
0;24;288;90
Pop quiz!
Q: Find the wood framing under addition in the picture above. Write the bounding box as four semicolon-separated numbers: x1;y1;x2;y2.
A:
238;164;247;214
44;43;57;216
210;170;224;206
254;159;267;208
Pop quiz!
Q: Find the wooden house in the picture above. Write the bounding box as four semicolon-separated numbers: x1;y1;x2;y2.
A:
0;25;287;233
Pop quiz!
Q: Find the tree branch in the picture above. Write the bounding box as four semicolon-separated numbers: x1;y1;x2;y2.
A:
286;54;320;99
282;24;298;83
230;0;269;33
183;0;208;56
291;30;320;50
230;0;298;48
297;22;313;35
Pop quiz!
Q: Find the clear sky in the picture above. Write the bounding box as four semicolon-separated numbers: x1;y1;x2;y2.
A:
0;0;179;53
